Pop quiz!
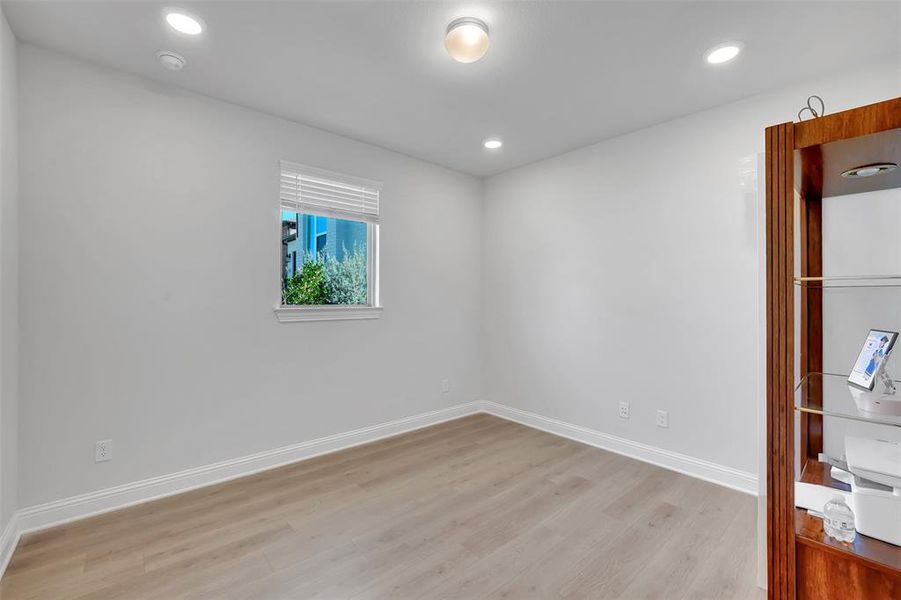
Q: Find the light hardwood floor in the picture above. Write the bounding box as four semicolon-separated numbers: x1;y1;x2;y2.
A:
0;414;763;599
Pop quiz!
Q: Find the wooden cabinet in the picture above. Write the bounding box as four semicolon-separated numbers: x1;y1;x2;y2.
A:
765;98;901;598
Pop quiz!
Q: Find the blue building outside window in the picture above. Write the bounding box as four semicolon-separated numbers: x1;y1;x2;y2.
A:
281;210;369;305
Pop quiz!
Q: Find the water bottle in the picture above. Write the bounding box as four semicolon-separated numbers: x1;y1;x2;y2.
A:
823;496;856;543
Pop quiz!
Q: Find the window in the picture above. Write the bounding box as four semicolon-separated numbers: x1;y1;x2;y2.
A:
275;162;381;322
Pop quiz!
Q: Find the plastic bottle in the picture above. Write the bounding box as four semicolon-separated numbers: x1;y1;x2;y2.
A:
823;496;856;543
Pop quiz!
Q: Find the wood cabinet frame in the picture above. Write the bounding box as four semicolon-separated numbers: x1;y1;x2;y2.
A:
765;98;901;599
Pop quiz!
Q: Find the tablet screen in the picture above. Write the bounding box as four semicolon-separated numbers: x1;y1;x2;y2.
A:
848;329;898;390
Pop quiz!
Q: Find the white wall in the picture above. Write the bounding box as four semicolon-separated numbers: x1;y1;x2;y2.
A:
481;59;899;477
17;45;482;508
0;10;19;533
481;61;900;473
9;30;901;533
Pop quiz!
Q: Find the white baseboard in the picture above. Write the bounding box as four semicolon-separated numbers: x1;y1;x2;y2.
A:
480;401;758;496
0;398;757;580
0;401;481;578
0;513;19;578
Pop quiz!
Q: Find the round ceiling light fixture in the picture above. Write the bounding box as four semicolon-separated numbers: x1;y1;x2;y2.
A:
445;17;489;63
840;163;898;178
156;50;187;71
483;138;503;150
705;42;743;65
166;11;203;35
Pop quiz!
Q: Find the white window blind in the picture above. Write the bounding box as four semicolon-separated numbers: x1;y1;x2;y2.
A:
280;161;382;224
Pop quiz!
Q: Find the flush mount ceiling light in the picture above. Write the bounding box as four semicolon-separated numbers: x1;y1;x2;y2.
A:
166;11;203;35
705;42;743;65
841;163;898;178
445;17;489;63
156;50;187;71
483;138;503;150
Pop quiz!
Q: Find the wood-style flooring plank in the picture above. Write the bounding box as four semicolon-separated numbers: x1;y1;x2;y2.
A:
0;414;763;599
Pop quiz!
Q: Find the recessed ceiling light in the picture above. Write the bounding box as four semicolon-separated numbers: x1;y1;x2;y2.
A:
841;163;897;178
483;138;503;150
166;12;203;35
156;50;187;71
445;17;489;63
705;42;742;65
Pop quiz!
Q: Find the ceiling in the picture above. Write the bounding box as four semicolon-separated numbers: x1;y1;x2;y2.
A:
4;1;900;177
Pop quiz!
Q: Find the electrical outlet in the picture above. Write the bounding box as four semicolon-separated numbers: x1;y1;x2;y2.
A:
95;439;112;462
656;410;669;428
618;401;630;419
440;378;451;393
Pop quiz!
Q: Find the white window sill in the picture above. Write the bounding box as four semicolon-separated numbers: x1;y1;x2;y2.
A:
274;305;383;323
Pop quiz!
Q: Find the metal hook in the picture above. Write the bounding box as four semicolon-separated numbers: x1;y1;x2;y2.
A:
798;95;826;122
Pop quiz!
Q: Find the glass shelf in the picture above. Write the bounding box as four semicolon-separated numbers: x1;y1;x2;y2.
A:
795;372;901;427
793;275;901;288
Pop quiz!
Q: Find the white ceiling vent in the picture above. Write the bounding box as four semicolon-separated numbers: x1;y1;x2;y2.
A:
156;50;186;71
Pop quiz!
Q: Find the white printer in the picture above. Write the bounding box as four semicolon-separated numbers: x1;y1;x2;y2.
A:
796;434;901;547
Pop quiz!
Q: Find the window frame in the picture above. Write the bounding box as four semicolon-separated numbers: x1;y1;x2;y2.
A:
274;163;382;323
